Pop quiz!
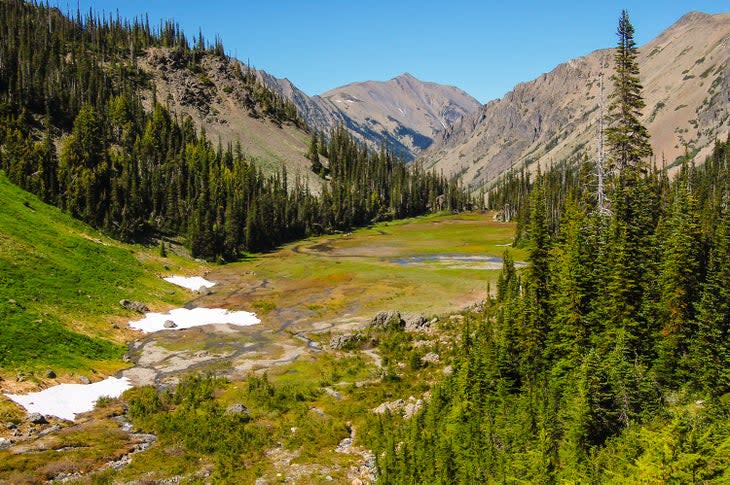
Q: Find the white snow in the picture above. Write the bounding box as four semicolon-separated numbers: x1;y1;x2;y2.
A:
5;377;133;421
129;307;260;333
163;275;216;291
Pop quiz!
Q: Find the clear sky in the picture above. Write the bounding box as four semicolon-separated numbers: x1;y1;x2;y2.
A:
54;1;729;103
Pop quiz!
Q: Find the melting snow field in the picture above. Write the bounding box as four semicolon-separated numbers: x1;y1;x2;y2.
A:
5;377;133;421
163;275;216;291
129;307;261;333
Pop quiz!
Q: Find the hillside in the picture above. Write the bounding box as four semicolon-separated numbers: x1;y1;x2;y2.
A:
421;11;730;187
138;49;322;187
256;70;481;160
0;171;199;377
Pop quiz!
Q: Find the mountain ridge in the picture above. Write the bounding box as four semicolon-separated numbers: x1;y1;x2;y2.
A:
421;10;730;188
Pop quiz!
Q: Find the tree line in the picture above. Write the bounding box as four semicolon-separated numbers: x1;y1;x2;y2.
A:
0;0;469;260
370;11;730;483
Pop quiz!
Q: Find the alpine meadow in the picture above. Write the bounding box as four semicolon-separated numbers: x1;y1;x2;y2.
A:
1;1;729;483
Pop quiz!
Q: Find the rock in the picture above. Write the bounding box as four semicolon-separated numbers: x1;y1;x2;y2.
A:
330;333;362;350
402;312;429;332
442;365;454;376
28;413;47;424
111;323;119;329
163;320;178;329
45;369;56;379
225;403;249;416
421;352;440;365
122;353;132;363
0;437;12;449
403;397;424;419
371;310;404;330
324;387;342;400
5;422;16;429
119;299;149;313
196;285;212;296
309;407;326;416
79;376;91;384
372;399;404;415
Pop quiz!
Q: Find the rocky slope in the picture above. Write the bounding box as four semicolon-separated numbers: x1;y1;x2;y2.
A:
138;48;322;188
421;11;730;188
256;71;481;160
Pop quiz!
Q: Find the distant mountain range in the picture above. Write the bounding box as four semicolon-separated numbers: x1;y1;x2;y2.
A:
254;71;481;161
420;11;730;187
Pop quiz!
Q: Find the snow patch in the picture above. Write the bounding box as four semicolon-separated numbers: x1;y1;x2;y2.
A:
5;377;133;421
163;276;216;291
129;307;260;333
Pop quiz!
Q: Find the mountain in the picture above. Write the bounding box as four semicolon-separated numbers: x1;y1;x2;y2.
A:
256;71;481;160
138;48;322;187
421;11;730;188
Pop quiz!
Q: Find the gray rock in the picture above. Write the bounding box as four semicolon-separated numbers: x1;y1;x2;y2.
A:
226;403;249;416
119;299;149;313
371;310;404;330
421;352;441;364
329;333;362;350
0;437;12;449
79;376;91;384
163;320;178;329
402;312;429;332
196;286;212;296
28;413;47;424
323;387;342;400
45;369;56;379
5;421;16;429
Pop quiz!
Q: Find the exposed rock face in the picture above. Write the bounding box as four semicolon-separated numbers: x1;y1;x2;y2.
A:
330;333;362;350
256;71;480;161
421;12;730;188
370;311;405;330
402;312;430;332
27;413;47;424
119;299;149;313
372;396;424;419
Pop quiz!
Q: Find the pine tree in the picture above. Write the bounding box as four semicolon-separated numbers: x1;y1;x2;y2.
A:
606;10;652;174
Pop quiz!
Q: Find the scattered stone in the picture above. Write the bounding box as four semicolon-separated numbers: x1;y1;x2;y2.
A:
421;352;440;365
372;399;405;415
196;285;212;296
28;413;47;425
290;426;298;434
323;387;342;400
0;437;12;449
122;353;132;363
111;323;119;329
402;312;429;332
163;320;178;329
5;422;16;429
371;310;404;330
119;299;149;313
403;397;424;419
39;424;60;436
225;403;249;416
45;369;56;379
330;333;362;350
194;350;209;358
79;376;91;384
442;365;454;376
335;437;353;453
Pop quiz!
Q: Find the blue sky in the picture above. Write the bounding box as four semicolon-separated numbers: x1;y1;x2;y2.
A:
56;1;729;103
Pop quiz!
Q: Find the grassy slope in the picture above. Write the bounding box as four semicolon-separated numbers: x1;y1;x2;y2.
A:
0;172;203;375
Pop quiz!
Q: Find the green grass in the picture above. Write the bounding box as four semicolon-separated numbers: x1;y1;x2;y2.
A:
0;172;202;373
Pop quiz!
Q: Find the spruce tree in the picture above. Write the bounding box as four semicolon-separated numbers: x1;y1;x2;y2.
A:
606;10;652;173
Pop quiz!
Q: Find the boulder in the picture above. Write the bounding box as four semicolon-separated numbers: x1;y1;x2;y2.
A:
225;403;249;416
196;286;212;296
163;320;178;329
402;312;429;332
45;369;56;379
329;333;362;350
79;376;91;384
119;299;149;313
421;352;440;365
0;437;12;449
28;413;47;425
371;310;404;330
